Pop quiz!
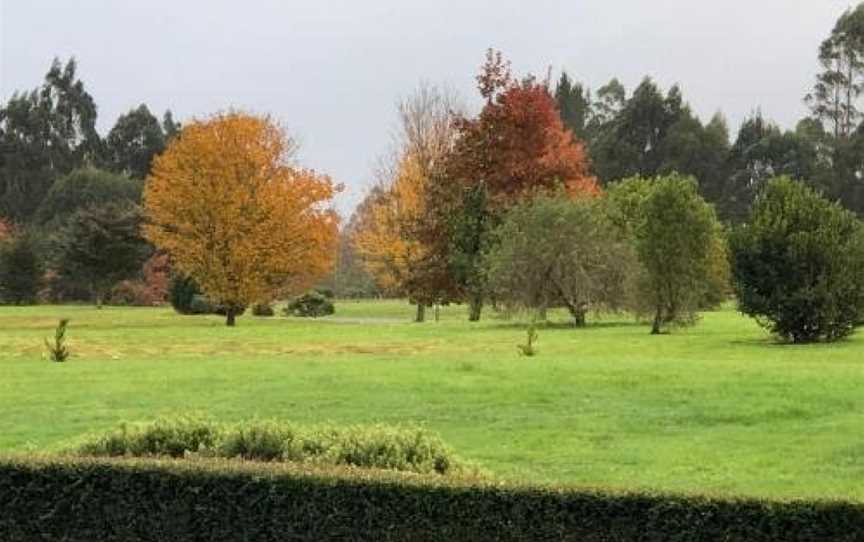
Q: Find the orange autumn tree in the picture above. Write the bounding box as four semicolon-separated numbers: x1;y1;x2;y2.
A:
143;112;339;326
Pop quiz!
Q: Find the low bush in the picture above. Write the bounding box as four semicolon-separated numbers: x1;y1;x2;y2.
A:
284;291;335;317
252;303;275;317
70;417;463;476
1;455;862;541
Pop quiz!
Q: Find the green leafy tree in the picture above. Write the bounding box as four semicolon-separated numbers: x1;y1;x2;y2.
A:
0;233;42;305
720;114;821;222
487;194;637;326
554;72;591;140
806;4;864;140
659;111;731;204
591;78;686;183
56;203;149;307
609;174;722;334
587;78;626;139
105;105;172;179
0;58;101;222
730;177;864;343
35;167;141;226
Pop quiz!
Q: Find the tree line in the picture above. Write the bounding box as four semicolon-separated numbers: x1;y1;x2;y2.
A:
3;5;864;341
0;58;178;306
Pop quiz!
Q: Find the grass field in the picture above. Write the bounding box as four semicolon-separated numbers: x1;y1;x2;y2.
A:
1;300;863;501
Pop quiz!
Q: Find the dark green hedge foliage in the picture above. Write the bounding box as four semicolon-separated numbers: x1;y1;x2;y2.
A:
1;456;862;542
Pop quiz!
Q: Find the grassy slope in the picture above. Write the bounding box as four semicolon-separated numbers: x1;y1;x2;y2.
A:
1;300;863;500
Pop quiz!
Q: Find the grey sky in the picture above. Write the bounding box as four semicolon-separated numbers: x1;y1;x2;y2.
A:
0;0;855;216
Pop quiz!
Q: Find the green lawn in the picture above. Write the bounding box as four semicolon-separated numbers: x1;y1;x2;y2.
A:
1;300;863;501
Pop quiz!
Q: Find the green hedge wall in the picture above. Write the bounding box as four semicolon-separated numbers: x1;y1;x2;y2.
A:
1;456;863;541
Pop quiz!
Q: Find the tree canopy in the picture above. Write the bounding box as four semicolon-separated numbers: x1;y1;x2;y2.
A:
144;112;339;326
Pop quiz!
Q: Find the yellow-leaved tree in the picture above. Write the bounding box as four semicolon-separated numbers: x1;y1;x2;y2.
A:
143;112;339;326
353;83;460;322
354;154;426;293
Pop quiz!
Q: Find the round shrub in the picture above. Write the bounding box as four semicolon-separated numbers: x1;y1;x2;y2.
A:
284;291;335;318
730;177;864;343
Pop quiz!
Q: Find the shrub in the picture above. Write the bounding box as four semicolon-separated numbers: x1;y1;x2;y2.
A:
168;275;201;314
77;416;221;458
2;456;862;541
70;417;464;476
284;291;335;317
252;303;275;317
730;177;864;343
516;323;538;357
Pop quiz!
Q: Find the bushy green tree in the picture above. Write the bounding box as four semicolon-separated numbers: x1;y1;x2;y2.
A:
730;177;864;343
487;194;637;326
0;233;42;304
55;203;149;307
609;174;723;334
168;275;202;315
35;167;141;226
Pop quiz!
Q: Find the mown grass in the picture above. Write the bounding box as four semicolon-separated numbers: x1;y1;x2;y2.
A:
1;300;863;500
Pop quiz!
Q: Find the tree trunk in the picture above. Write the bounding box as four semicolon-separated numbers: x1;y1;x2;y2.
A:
434;304;440;322
226;307;237;327
538;307;547;322
563;300;586;327
93;282;103;309
468;295;483;322
651;306;662;335
415;303;426;323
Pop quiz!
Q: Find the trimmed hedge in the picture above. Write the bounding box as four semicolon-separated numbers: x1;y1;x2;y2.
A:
1;456;863;541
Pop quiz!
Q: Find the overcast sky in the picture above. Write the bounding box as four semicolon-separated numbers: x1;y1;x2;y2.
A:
0;0;856;215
